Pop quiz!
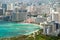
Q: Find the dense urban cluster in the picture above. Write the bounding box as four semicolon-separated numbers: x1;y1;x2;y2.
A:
0;0;60;40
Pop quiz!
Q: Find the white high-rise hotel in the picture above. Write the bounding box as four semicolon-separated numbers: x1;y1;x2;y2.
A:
50;7;60;24
7;3;14;10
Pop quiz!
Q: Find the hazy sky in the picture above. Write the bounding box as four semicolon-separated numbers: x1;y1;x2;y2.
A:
0;0;59;4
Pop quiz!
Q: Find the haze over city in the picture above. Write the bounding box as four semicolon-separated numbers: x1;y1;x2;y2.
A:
0;0;60;4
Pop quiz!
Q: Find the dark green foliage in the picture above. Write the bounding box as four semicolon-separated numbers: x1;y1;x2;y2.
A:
26;34;60;40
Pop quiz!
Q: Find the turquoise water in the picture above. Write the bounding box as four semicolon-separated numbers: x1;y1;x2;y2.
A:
0;21;40;38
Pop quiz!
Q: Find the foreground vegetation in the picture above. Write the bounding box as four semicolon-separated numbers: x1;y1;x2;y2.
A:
26;34;60;40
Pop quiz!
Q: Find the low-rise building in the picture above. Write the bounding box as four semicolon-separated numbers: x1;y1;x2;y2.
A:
35;15;46;24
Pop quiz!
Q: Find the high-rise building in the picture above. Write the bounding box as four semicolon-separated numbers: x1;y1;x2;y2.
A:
7;3;14;10
35;4;51;16
0;3;2;8
0;8;3;15
2;4;7;11
27;5;36;12
11;7;27;22
50;8;59;23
